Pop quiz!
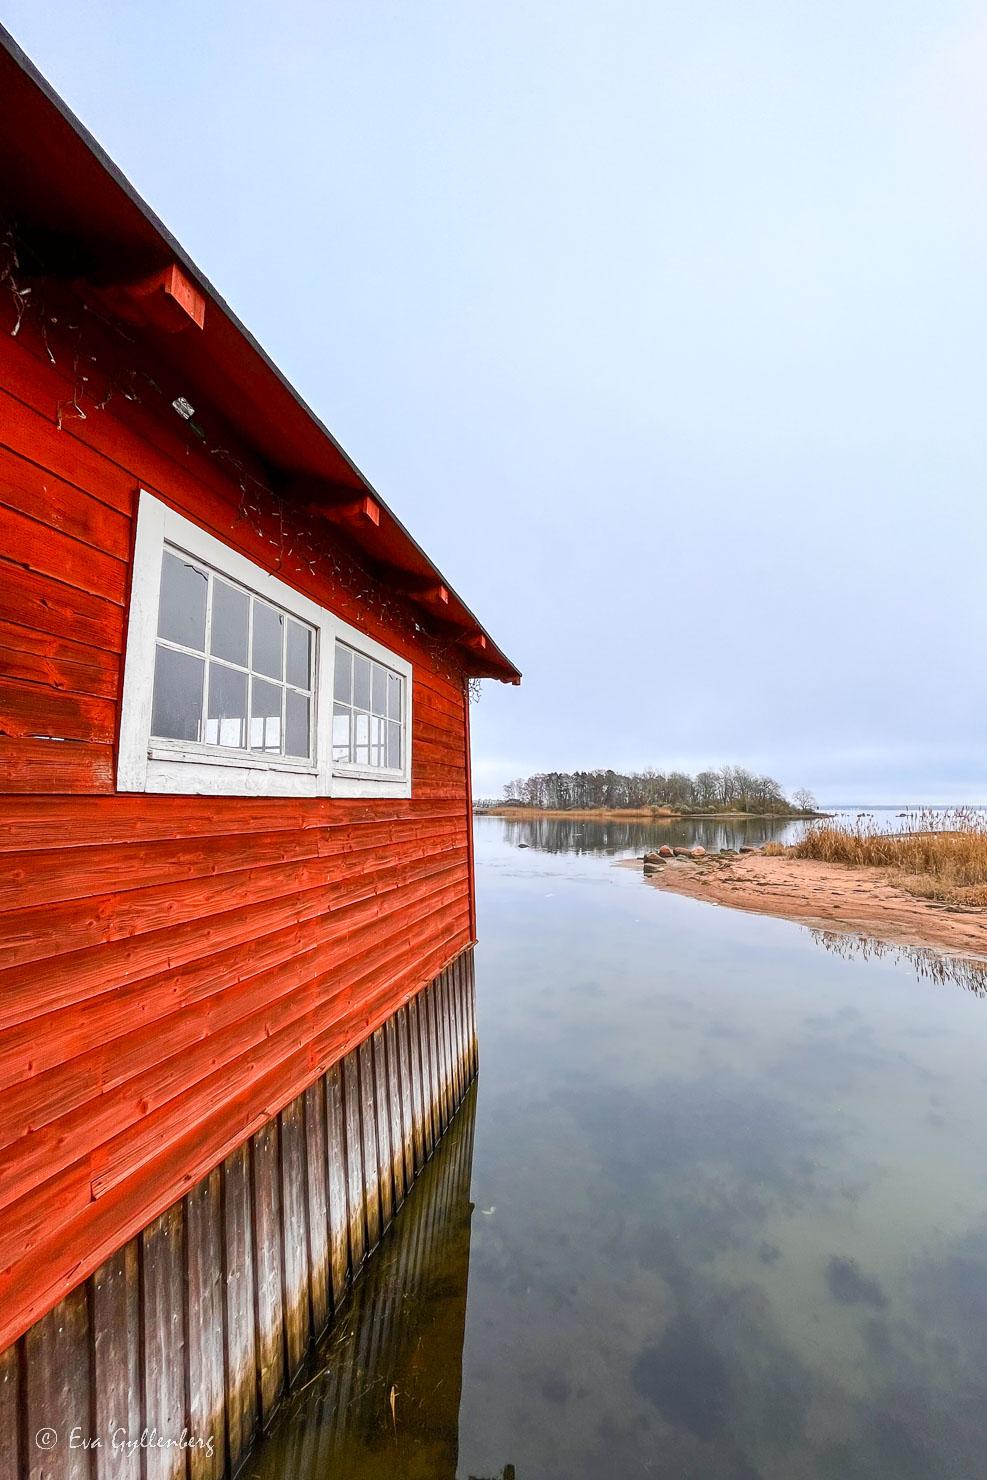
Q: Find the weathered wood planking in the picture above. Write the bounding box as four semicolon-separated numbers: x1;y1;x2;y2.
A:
278;1100;310;1385
0;1343;20;1480
323;1065;349;1307
2;952;477;1480
186;1170;225;1480
141;1204;186;1480
371;1027;394;1230
91;1244;141;1480
341;1051;365;1274
23;1286;89;1480
221;1145;256;1476
302;1082;330;1339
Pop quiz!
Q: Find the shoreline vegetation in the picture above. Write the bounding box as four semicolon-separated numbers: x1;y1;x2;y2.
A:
632;812;987;958
476;804;827;821
476;764;826;820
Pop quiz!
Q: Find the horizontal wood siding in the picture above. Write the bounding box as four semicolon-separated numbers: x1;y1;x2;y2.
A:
1;963;477;1480
0;321;475;1354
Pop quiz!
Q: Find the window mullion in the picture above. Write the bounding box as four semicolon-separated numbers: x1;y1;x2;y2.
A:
201;569;214;744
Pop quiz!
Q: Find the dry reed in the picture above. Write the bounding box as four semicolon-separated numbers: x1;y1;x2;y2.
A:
787;809;987;907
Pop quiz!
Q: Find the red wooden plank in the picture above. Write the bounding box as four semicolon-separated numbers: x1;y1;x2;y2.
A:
0;500;127;604
0;736;114;793
0;840;469;976
0;677;115;742
0;561;123;655
0;870;468;1091
0;449;132;557
0;620;120;693
0;900;470;1211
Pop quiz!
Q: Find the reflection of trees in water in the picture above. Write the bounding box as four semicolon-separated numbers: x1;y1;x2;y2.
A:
500;816;799;856
251;1085;483;1480
807;928;987;998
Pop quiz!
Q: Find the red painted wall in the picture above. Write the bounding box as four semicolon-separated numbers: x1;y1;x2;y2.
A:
0;311;474;1352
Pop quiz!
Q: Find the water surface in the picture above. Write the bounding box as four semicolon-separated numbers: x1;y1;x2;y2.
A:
252;815;987;1479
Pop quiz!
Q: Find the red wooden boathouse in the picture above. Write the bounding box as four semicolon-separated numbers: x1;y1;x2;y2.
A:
0;27;518;1477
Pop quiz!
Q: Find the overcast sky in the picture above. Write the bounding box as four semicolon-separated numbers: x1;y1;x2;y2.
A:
7;2;987;803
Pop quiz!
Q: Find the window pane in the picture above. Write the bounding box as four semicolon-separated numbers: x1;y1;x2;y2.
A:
387;672;402;719
372;663;387;717
158;551;207;650
210;579;249;666
332;704;351;763
354;710;370;764
287;621;312;690
250;677;283;752
285;690;310;759
252;602;284;680
151;645;204;741
205;663;247;748
334;645;352;703
369;713;384;769
387;720;401;769
353;654;371;710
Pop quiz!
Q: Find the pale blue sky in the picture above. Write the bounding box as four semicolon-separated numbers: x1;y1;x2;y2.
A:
7;2;987;802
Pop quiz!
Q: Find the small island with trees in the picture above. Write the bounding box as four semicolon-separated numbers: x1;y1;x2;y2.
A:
476;765;825;820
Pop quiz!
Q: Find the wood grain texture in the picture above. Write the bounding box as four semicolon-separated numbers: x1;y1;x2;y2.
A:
323;1064;349;1307
302;1082;330;1339
91;1243;141;1480
249;1122;284;1426
140;1204;186;1480
278;1101;310;1385
185;1170;225;1480
0;1342;18;1480
221;1146;256;1475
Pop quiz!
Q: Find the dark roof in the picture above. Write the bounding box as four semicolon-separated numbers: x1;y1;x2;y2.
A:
0;24;520;684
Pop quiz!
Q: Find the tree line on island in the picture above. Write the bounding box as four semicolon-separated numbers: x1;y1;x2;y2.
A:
496;766;818;815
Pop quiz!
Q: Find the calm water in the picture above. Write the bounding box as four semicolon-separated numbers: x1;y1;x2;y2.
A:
252;814;987;1480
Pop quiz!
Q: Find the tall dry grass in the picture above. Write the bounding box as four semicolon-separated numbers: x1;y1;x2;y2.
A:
786;809;987;907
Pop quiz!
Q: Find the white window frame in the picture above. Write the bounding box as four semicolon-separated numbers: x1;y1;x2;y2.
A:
118;490;413;797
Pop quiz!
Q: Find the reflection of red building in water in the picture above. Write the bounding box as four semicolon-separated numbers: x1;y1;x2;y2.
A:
0;25;517;1478
253;1084;480;1480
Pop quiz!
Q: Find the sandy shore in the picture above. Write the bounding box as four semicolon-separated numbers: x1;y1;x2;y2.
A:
635;853;987;958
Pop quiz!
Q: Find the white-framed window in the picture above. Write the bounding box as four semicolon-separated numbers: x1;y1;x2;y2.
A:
118;490;413;797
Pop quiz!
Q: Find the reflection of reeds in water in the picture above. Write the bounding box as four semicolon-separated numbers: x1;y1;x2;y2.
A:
807;928;987;998
250;1082;479;1480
